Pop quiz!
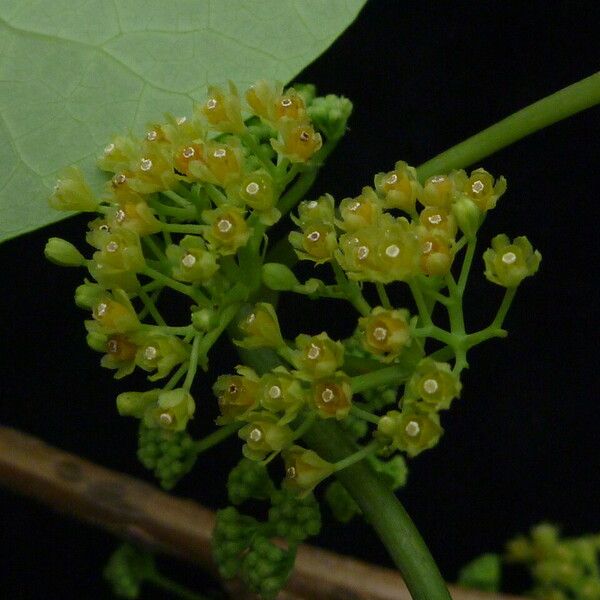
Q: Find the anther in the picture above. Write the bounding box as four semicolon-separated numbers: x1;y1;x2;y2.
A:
502;251;517;265
249;428;262;442
213;148;226;159
373;326;387;341
182;147;195;159
96;302;108;317
321;387;335;403
181;253;196;268
206;98;217;109
245;182;260;195
159;413;173;426
217;218;232;233
286;466;296;479
106;241;119;253
357;245;369;260
115;209;126;223
471;180;485;194
140;158;153;172
143;346;158;360
146;130;158;141
307;344;321;360
428;214;443;225
307;230;320;242
423;378;439;395
268;385;281;399
385;244;400;258
299;131;310;142
104;143;115;154
405;420;421;437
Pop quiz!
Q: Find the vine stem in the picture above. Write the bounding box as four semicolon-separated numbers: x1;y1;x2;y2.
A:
302;420;451;600
147;572;208;600
416;72;600;181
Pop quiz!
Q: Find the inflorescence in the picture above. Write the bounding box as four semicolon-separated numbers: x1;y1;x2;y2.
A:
46;80;541;599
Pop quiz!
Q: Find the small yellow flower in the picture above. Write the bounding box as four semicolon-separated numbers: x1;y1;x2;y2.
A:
483;234;541;287
283;445;334;496
358;307;411;362
374;161;421;213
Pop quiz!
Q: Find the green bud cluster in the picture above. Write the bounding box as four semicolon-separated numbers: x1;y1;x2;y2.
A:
506;524;600;600
227;458;274;505
268;489;321;542
137;422;197;489
212;507;297;599
104;543;154;599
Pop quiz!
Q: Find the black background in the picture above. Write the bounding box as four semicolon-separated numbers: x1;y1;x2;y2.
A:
1;1;599;598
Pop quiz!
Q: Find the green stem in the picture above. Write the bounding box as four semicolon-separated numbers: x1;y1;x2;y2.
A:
351;364;413;394
163;362;189;391
416;72;600;180
162;190;192;208
457;238;477;295
195;421;241;455
376;282;392;309
138;287;166;326
148;572;208;600
491;286;517;329
303;420;451;600
183;333;202;390
408;280;433;327
350;405;380;425
333;440;380;471
332;260;371;316
143;266;211;307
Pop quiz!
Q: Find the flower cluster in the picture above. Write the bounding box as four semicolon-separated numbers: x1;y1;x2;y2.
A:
45;81;351;458
287;162;507;282
506;524;600;600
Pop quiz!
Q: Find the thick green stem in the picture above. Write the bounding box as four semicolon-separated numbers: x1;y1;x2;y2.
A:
416;72;600;180
303;420;451;600
148;572;208;600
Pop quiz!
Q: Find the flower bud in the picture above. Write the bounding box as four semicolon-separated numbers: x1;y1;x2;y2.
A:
261;263;300;291
44;237;86;267
483;234;541;287
74;281;104;309
132;333;190;381
90;290;140;333
116;389;160;418
49;166;98;211
459;168;507;212
283;445;334;496
451;196;481;238
236;303;284;349
191;307;218;332
307;94;353;140
199;83;244;134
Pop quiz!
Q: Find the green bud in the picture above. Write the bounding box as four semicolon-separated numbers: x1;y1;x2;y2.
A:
75;281;104;309
227;458;274;505
451;196;482;238
44;237;86;267
308;94;353;140
239;416;294;461
49;166;98;211
261;262;300;291
268;488;321;542
377;409;443;457
191;307;218;332
86;330;107;353
116;389;160;419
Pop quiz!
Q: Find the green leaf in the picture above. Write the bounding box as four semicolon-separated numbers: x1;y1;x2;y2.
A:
0;0;365;243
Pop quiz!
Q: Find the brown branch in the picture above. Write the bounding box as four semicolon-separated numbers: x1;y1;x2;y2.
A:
0;425;523;600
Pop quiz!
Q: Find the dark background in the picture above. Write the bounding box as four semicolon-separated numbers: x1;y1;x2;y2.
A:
1;1;599;598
